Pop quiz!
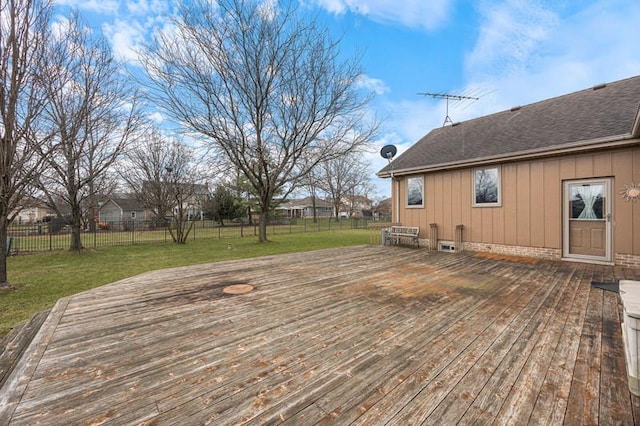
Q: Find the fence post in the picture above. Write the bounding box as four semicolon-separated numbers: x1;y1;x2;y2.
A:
241;223;244;237
49;223;53;251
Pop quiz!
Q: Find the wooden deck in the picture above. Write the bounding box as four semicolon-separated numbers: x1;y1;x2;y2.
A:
1;246;639;425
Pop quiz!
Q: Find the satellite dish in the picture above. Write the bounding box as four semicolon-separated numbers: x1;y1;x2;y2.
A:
380;144;397;160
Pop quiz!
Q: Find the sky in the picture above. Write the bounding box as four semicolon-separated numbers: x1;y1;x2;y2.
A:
52;0;640;200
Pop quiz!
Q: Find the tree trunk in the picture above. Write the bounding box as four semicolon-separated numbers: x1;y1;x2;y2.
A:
258;210;268;242
0;213;9;287
70;215;83;251
311;194;318;223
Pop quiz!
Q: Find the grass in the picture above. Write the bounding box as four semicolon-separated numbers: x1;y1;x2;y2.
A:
1;229;372;337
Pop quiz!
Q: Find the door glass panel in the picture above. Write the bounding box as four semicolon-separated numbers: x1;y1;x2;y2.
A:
570;184;604;220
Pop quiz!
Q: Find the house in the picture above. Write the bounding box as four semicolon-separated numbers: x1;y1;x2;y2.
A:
340;194;374;219
276;197;334;219
170;183;209;220
373;197;392;221
14;198;55;224
378;75;640;267
98;197;149;224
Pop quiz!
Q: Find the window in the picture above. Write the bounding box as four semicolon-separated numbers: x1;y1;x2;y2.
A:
131;211;136;219
473;166;501;207
570;183;604;219
406;176;424;207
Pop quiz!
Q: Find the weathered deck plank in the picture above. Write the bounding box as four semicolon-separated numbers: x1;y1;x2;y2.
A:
455;261;578;424
1;246;639;425
600;290;636;424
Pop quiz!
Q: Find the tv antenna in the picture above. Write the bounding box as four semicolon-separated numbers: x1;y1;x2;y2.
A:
418;92;479;126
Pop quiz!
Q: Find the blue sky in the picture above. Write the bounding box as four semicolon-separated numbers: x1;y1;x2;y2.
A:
52;0;640;199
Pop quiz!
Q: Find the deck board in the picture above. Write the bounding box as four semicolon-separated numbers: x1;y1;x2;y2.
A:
1;246;639;425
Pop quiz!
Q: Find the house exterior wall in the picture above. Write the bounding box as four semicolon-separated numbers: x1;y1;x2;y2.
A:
98;201;123;223
393;145;640;266
15;206;54;223
99;201;147;223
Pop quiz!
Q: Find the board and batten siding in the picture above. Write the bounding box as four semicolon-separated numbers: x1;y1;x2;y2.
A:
98;202;123;223
393;145;640;259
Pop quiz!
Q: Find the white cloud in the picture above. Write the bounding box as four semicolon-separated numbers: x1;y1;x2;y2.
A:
382;98;445;143
102;18;145;62
147;111;165;124
466;0;558;78
310;0;453;31
54;0;119;14
126;0;169;16
357;75;390;95
462;0;640;118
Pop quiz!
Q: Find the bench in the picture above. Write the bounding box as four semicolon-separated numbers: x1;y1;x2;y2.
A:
389;226;419;248
620;280;640;396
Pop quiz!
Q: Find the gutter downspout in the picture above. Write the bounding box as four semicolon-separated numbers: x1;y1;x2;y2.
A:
387;158;399;224
395;178;400;224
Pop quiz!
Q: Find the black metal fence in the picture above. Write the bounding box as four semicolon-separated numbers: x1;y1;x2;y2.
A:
6;218;376;254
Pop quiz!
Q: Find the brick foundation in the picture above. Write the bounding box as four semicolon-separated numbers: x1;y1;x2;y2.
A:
419;239;640;267
615;253;640;268
461;241;562;261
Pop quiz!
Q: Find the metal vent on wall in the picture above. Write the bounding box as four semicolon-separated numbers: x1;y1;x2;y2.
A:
438;241;456;253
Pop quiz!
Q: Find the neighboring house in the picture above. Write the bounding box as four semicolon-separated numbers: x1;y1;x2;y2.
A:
340;194;373;218
170;183;209;220
14;198;55;224
276;197;334;218
99;197;149;224
378;75;640;267
374;197;392;220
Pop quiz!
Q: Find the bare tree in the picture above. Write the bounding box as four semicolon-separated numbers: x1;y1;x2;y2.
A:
318;153;372;220
140;0;378;242
300;161;325;223
36;12;141;251
0;0;52;287
121;130;207;244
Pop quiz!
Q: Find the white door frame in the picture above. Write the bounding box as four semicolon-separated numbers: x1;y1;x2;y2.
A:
562;178;613;264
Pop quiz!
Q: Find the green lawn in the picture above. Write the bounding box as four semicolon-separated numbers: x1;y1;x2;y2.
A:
1;230;373;337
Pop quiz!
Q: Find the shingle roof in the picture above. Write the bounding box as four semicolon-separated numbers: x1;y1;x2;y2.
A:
107;197;145;211
278;197;333;209
379;75;640;176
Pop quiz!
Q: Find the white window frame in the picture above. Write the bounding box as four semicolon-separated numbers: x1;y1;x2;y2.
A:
406;176;424;208
472;166;502;207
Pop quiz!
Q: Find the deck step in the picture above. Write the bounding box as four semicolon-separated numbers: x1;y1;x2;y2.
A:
0;310;50;390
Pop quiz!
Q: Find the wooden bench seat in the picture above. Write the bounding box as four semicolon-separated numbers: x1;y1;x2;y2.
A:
621;280;640;396
389;226;419;248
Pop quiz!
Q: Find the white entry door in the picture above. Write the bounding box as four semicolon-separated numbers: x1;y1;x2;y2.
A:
563;179;612;263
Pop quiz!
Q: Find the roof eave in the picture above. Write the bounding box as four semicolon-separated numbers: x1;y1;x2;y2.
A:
377;134;639;178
